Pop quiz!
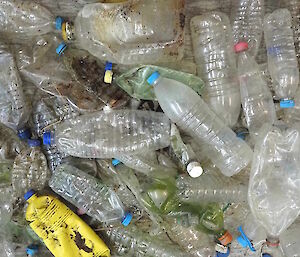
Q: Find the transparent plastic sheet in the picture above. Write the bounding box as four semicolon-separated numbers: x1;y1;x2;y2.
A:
248;123;300;238
49;163;126;224
0;0;55;44
68;0;185;65
115;65;204;101
0;44;29;131
14;35;104;112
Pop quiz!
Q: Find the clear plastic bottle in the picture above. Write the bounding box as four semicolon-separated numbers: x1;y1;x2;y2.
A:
280;220;300;257
190;12;240;127
264;8;299;107
164;217;215;257
147;71;252;177
102;224;190;257
280;0;300;63
230;0;264;57
11;139;49;199
235;41;276;137
56;0;185;65
49;163;132;226
248;123;300;256
32;96;79;171
0;44;29;132
176;170;248;204
43;110;171;158
284;88;300;124
0;0;55;43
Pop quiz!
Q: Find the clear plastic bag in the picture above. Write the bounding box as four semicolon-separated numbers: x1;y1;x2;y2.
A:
248;123;300;238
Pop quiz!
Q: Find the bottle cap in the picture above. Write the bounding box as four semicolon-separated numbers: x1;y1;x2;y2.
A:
121;212;133;226
18;128;31;140
56;42;67;56
24;190;35;201
112;159;121;166
237;131;247;140
55;16;64;30
105;61;113;71
147;71;160;85
234;42;249;53
216;248;230;257
43;131;52;145
27;139;41;147
26;245;39;256
280;99;295;108
218;231;233;246
262;254;272;257
187;162;203;178
237;226;256;251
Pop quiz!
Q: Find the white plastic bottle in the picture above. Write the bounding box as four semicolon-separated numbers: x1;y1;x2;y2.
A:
190;12;240;127
230;0;265;57
147;71;252;177
11;139;49;199
264;8;299;108
49;163;132;226
43;109;171;158
235;41;276;137
56;0;185;65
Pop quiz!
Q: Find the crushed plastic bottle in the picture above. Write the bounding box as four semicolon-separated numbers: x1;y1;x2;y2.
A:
49;163;132;226
264;8;299;107
12;139;49;199
248;123;300;255
0;0;55;43
235;41;276;137
43;110;171;158
56;0;185;64
190;12;241;127
0;44;29;132
170;124;202;178
24;190;111;257
230;0;264;57
147;71;252;177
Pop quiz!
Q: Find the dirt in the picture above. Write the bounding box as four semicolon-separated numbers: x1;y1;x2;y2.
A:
74;231;93;253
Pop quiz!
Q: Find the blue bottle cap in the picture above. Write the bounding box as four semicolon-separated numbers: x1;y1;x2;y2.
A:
237;131;246;140
262;254;272;257
26;245;39;256
55;16;64;30
121;212;133;227
43;131;52;145
112;159;121;166
56;42;67;56
27;139;41;147
280;99;295;108
105;61;113;71
18;128;31;140
147;71;160;85
237;226;256;252
216;248;230;257
24;190;35;201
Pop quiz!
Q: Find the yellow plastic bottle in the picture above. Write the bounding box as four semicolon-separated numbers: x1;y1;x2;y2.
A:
24;190;110;257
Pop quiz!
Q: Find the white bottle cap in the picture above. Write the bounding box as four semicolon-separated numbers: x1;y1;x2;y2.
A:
187;162;203;178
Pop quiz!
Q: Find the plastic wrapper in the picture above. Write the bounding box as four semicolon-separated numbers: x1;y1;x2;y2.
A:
0;44;29;131
248;123;300;238
115;65;204;101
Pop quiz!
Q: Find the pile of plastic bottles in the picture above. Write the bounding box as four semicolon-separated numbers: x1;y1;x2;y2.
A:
2;0;300;257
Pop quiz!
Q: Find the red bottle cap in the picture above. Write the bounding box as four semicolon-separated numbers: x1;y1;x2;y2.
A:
234;42;249;53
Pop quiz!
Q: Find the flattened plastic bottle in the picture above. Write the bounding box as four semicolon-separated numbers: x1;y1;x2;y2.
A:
264;9;299;107
0;0;54;43
230;0;264;57
147;72;252;177
56;0;185;64
0;44;29;132
235;41;276;137
49;163;132;226
190;12;240;127
12;139;49;199
43;110;171;158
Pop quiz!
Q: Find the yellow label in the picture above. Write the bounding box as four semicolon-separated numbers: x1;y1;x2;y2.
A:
62;22;68;42
26;194;110;257
104;70;113;84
